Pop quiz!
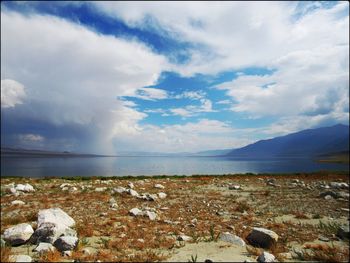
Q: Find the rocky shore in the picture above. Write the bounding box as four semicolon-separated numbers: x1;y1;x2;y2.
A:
1;172;349;262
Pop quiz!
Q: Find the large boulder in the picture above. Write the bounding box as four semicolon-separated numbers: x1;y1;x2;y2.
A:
53;236;78;252
246;228;278;249
31;208;76;244
37;208;75;229
15;183;35;192
3;223;34;246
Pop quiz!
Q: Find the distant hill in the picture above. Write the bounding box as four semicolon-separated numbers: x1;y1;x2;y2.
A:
1;147;107;157
227;124;349;158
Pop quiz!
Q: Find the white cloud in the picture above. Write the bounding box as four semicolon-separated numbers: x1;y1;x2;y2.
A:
131;87;168;100
170;98;214;117
112;119;251;153
174;90;206;100
1;79;26;108
215;45;348;121
1;11;169;153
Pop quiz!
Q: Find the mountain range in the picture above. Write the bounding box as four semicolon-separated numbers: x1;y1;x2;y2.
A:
227;124;349;158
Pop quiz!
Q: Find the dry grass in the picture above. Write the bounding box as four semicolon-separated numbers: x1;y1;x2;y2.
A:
302;243;350;262
37;250;62;262
293;211;310;219
0;247;11;262
1;173;349;262
246;245;263;256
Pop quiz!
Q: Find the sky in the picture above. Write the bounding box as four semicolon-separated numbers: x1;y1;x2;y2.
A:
1;1;349;154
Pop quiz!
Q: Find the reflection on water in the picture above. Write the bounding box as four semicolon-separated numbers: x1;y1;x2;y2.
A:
1;156;348;178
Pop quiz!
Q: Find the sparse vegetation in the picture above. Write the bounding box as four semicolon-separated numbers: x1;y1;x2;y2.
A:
1;172;349;262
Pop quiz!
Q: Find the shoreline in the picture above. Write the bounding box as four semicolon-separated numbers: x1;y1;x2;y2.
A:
1;170;349;181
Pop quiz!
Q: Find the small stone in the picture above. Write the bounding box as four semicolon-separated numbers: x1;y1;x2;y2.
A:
113;186;127;194
127;182;135;189
9;255;32;262
62;250;72;257
229;185;241;190
95;187;107;192
145;211;157;221
129;208;143;216
4;223;34;245
257;251;276;262
324;195;333;200
154;184;165;189
220;232;246;246
137;238;145;243
318;236;330;242
82;248;91;255
128;189;139;197
11;200;25;205
177;235;192;241
158;192;167;199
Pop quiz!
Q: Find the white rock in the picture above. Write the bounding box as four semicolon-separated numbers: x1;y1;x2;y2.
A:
127;182;135;189
113;186;127;194
15;184;26;191
154;184;165;189
128;189;139;197
11;200;25;205
9;255;32;262
38;208;75;229
257;251;276;262
158;192;167;199
4;223;34;245
324;195;333;200
145;211;157;221
95;187;107;192
54;236;78;252
129;208;143;216
25;183;35;192
15;183;34;192
219;232;246;246
70;187;78;192
10;187;17;194
229;185;241;190
34;242;56;254
33;208;76;244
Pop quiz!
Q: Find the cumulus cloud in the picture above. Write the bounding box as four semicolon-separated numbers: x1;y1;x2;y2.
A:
1;79;26;108
1;11;168;153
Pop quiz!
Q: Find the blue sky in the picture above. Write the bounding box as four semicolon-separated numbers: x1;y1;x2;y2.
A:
1;1;349;154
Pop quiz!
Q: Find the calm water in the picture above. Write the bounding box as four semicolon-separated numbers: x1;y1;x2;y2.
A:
1;156;348;178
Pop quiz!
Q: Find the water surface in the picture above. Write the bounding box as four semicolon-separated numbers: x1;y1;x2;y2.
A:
1;156;348;178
